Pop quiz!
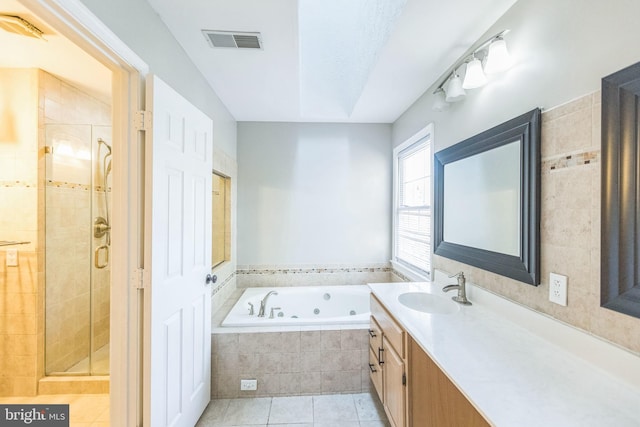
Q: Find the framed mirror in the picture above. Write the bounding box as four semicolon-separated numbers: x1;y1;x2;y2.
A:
434;108;541;286
601;61;640;319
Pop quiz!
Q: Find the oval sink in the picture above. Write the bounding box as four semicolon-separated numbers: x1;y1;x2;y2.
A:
397;292;459;315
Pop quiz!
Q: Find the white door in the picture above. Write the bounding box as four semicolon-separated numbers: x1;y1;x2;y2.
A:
144;75;213;427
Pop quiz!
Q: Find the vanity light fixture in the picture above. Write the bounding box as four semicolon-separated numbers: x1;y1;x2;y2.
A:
462;54;487;89
484;36;512;74
433;30;512;111
432;88;450;111
445;71;466;102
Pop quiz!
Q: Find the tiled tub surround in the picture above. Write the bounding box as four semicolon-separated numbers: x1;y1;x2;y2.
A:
236;263;394;288
211;287;372;398
211;328;370;399
434;91;640;355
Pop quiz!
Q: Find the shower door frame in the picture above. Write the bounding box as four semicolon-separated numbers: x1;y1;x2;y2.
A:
21;1;148;425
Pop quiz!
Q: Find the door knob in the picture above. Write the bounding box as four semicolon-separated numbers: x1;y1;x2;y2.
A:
206;273;217;284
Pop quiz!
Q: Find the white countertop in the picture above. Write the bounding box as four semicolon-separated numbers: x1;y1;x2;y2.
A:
368;281;640;427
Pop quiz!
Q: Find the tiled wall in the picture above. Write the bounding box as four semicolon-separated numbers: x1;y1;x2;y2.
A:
44;184;91;373
0;69;111;395
211;329;370;398
0;250;40;396
211;147;239;316
236;263;393;288
434;91;640;355
0;69;41;396
41;71;111;374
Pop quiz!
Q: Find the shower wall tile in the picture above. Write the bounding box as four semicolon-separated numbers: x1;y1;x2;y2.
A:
433;91;640;356
0;69;111;395
0;250;39;396
40;70;112;376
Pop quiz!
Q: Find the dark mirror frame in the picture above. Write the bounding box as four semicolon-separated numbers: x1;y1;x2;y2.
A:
601;61;640;319
434;108;541;286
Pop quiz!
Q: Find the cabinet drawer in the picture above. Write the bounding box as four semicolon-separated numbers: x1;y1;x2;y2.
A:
369;347;383;401
369;315;382;355
371;295;405;358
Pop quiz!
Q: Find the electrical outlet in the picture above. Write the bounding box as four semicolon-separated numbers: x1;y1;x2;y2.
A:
549;273;567;306
240;379;257;391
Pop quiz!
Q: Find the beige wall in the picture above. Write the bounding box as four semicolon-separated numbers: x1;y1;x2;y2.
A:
435;92;640;356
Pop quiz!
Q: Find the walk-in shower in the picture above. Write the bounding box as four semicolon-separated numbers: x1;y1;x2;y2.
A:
44;124;112;375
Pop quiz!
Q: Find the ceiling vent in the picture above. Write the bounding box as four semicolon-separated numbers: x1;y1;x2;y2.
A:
202;30;262;49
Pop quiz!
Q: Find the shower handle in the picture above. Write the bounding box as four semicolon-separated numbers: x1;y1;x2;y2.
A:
94;216;111;238
95;245;109;269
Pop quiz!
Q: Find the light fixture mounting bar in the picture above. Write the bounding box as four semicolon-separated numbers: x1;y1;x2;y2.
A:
432;29;510;94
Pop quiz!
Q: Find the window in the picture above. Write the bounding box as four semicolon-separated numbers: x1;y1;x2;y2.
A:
393;126;432;278
212;171;231;267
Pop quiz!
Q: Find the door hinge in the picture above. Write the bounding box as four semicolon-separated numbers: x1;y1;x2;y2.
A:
402;372;406;386
132;268;147;290
134;110;152;132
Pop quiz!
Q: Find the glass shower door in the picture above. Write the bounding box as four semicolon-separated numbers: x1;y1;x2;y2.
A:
44;124;111;375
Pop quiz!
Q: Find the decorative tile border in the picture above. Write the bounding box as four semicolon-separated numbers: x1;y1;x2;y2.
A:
212;272;235;296
46;179;91;191
542;149;600;172
44;180;112;192
1;180;111;192
0;180;36;188
390;269;412;282
236;265;392;276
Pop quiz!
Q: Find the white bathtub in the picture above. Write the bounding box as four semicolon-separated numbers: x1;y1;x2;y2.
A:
220;285;371;327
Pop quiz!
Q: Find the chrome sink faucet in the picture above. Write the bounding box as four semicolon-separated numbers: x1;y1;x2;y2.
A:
443;272;472;305
257;290;278;317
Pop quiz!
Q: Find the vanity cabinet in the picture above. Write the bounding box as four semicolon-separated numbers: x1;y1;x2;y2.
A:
370;293;490;427
409;336;489;426
370;295;407;427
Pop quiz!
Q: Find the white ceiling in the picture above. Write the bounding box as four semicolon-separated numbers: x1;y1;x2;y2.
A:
0;0;111;103
0;0;518;124
146;0;517;123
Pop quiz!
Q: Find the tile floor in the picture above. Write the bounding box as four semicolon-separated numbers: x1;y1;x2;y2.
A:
196;392;390;427
0;392;388;427
0;393;109;427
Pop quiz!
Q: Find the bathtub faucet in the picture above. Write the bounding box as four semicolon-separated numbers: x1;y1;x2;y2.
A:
257;291;278;317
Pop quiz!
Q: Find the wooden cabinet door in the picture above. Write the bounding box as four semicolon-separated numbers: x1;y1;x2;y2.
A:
409;338;489;427
383;337;406;427
369;347;383;402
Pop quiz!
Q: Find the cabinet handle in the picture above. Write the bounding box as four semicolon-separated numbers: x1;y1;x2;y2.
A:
368;329;376;338
368;363;377;373
378;347;384;365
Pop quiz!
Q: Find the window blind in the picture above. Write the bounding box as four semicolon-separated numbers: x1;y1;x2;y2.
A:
395;138;431;274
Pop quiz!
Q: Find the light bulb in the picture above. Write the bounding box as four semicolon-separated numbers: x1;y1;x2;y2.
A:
484;37;512;74
462;57;487;89
432;89;450;111
445;73;466;102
